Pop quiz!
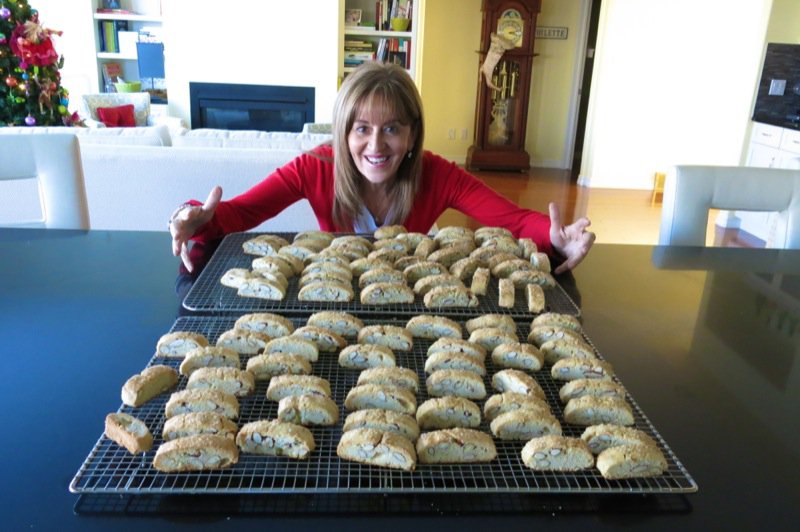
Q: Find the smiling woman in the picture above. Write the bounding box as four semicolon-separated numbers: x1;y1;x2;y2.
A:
168;62;595;275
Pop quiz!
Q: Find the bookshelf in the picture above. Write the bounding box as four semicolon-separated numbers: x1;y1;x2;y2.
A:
91;0;165;96
341;0;420;85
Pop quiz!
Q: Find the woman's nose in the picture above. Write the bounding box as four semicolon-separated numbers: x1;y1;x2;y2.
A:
367;130;383;148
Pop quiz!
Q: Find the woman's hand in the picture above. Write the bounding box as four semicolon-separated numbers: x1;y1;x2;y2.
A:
169;186;222;272
548;202;595;274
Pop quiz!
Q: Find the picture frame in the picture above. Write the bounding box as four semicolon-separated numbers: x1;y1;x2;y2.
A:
345;9;362;26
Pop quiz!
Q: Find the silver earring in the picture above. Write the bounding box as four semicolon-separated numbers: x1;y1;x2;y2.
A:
407;150;413;159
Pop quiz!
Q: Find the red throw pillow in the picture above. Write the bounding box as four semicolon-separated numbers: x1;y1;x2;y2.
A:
96;104;136;127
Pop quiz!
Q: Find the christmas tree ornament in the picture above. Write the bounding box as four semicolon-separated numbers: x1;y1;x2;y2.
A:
24;114;36;125
5;75;17;86
0;7;11;20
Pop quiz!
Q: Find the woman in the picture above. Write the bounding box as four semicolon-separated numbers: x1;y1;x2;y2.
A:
169;62;594;274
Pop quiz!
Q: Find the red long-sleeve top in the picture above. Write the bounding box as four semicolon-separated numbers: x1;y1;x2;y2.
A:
190;145;554;255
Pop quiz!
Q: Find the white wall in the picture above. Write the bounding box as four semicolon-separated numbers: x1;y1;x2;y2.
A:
579;0;773;189
161;0;340;127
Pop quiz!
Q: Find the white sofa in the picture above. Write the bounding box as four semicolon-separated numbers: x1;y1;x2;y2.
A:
0;125;332;233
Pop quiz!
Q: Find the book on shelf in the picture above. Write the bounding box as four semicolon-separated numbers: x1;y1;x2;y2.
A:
96;8;136;14
101;62;122;92
99;20;129;53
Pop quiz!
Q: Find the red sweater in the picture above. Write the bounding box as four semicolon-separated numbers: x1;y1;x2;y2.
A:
191;145;553;255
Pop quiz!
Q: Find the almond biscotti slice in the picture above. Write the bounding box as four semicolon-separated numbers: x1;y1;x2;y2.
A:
279;243;317;263
427;337;487;362
358;324;414;351
121;365;179;407
164;388;240;419
291;325;347;352
468;327;519;351
299;270;352;288
489;409;562;440
540;338;597;365
563;396;634;426
349;257;392;276
266;375;331;401
242;234;290;256
412;273;463;296
337;428;417;471
465;314;517;334
186;366;256;397
526;284;546;313
481;236;522;256
413;237;437;258
532;312;583;332
306;311;364;338
277;393;339;426
402;260;449;284
307;249;350;268
237;277;286;301
527;325;585;347
551;357;615;381
470;267;490;295
394;255;422;270
338;344;397;370
234;312;295;338
405;314;463;340
359;282;415;305
521;435;594;471
294;229;335;246
372;237;411;254
358;267;406;288
416;396;481;430
179;346;240;377
483;392;551;422
215;328;272;355
104;412;153;454
236;419;315;459
426;369;487;399
154;434;239;472
246;353;312;380
343;409;420;442
297;280;354;302
423;285;479;309
344;384;417;414
264;336;319;362
486;252;520;271
356;367;420;392
580;424;658;455
301;258;352;278
368;249;405;265
374;224;408;239
395;231;427;249
596;444;667;479
433;226;475;244
529;252;552;272
491;369;545;399
491;342;544;372
161;411;239;442
424;351;486;376
509;270;556;289
221;268;257;289
416;428;496;464
559;378;626;404
492;258;538;279
427;244;472;268
449;256;482;282
474;226;513;244
497;278;515;308
156;331;209;358
517;237;538;259
251;255;294;278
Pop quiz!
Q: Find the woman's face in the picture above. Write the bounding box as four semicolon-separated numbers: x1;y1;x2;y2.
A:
347;97;416;188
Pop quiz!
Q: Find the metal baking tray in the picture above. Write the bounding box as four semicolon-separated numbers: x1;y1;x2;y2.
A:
182;232;580;317
70;316;697;495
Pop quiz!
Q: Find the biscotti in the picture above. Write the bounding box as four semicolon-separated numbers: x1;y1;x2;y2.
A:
121;365;179;407
563;396;634;426
423;285;479;308
265;375;331;401
306;311;364;338
427;337;487;362
337;428;417;471
251;255;294;278
580;424;658;454
179;346;240;377
526;284;546;313
426;369;486;399
153;434;239;472
412;273;463;296
291;325;347;352
596;444;667;479
497;278;515;308
186;366;255;397
156;331;209;358
468;327;519;351
277;394;339;426
403;261;449;284
342;409;420;442
344;384;417;414
338;344;396;369
483;392;551;421
509;270;555;289
297;280;354;302
416;428;496;464
241;234;289;256
559;378;626;403
540;338;596;365
551;357;615;381
264;336;319;362
469;267;490;295
215;328;271;355
300;270;353;289
416;396;481;430
424;351;486;376
527;325;585;347
474;226;513;244
220;267;259;289
161;411;239;442
164;389;240;419
234;312;294;338
356;367;419;392
104;412;153;454
532;312;582;332
405;315;463;340
465;314;517;334
350;257;392;276
358;267;405;288
358;325;413;351
491;342;544;371
236;419;315;459
245;353;312;380
374;224;408;239
521;435;594;471
489;409;562;440
492;369;545;399
237;277;287;300
449;256;481;282
360;282;415;305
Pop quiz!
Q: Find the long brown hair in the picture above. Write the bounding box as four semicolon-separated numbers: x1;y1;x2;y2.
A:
331;62;425;230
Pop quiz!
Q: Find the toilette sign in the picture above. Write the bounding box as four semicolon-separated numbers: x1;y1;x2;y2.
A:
536;26;568;39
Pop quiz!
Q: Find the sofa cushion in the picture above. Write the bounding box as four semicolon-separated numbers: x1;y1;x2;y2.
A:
97;104;136;127
0;125;172;147
171;128;332;151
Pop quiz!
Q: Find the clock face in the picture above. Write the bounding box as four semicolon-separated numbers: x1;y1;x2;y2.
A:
497;9;523;48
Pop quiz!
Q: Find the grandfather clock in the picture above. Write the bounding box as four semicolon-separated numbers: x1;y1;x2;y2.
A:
467;0;541;171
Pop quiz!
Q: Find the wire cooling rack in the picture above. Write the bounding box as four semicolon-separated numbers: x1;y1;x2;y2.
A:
70;316;697;495
182;232;580;317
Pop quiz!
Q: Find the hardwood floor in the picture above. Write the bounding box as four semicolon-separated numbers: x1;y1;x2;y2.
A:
435;167;762;247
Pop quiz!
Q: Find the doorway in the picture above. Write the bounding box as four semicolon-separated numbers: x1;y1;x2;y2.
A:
570;0;602;181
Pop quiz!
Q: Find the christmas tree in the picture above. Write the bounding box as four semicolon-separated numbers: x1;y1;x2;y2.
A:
0;0;81;126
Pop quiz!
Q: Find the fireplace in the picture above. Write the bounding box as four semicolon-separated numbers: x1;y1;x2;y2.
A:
189;82;315;132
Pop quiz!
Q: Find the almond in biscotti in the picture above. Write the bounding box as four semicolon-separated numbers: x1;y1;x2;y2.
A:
279;243;317;263
416;428;496;464
372;237;411;254
532;312;582;332
405;314;463;340
265;375;331;401
580;424;658;455
302;261;353;280
337;427;417;471
492;369;545;399
237;277;286;301
164;388;240;419
425;369;486;399
186;366;256;397
220;267;259;289
331;234;372;250
559;378;626;404
154;434;239;472
307;248;350;268
241;234;289;256
427;337;487;362
468;326;518;351
343;409;420;442
178;346;240;377
527;325;585;347
356;367;419;392
395;231;427;248
433;226;475;244
161;411;239;442
424;351;486;376
358;267;406;288
359;281;415;305
338;344;397;370
251;255;294;278
264;336;319;362
416;396;481;430
394;255;422;271
487;252;521;271
540;338;596;364
551;357;615;381
521;435;594;471
246;353;312;380
373;224;408;239
306;311;364;338
291;325;347;352
491;342;544;372
465;314;517;334
344;383;417;415
358;324;414;351
299;270;352;288
449;256;482;282
423;285;479;309
234;312;295;338
293;229;334;246
490;408;562;441
156;331;209;358
236;419;315;459
510;270;556;289
277;393;339;426
483;392;551;421
563;395;634;426
297;280;354;302
215;328;272;355
367;247;406;264
474;226;513;245
402;260;448;284
426;245;471;268
290;237;328;253
104;412;153;454
481;235;522;256
596;444;667;479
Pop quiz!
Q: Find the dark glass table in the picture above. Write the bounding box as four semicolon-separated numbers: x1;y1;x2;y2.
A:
1;228;797;531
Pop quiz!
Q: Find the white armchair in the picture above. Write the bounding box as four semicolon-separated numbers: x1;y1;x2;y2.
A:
79;92;184;131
